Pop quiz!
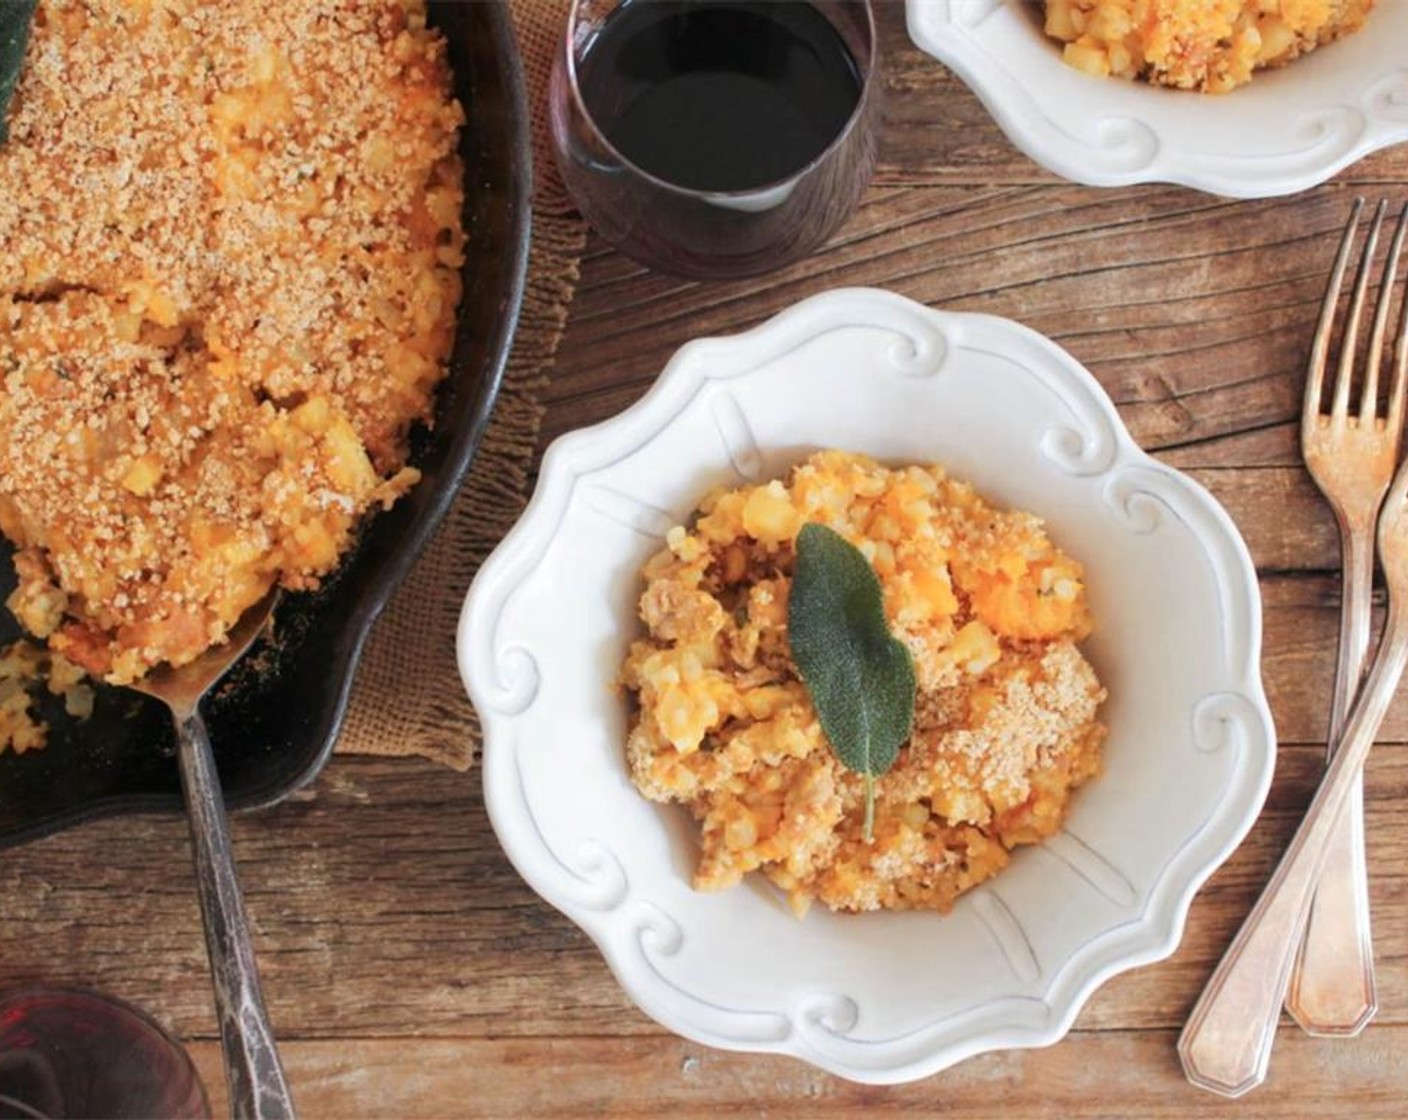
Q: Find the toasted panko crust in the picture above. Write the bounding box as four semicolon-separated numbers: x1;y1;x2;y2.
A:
621;451;1108;916
1042;0;1375;92
0;0;465;683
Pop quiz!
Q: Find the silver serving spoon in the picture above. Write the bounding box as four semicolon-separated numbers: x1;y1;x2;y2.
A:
131;590;296;1120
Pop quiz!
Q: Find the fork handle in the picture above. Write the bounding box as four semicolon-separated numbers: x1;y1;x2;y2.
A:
1177;617;1408;1097
177;710;297;1120
1286;525;1378;1033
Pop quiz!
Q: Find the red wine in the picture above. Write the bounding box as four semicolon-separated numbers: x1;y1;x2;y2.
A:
0;988;209;1119
577;0;863;193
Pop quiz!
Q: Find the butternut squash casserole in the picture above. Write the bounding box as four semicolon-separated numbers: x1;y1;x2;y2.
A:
0;0;465;707
1041;1;1375;92
622;451;1108;915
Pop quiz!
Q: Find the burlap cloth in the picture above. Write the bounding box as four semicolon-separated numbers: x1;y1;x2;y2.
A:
337;0;583;771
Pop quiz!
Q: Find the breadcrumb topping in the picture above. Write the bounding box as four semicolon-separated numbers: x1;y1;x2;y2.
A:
622;451;1108;916
1042;0;1375;93
0;0;465;683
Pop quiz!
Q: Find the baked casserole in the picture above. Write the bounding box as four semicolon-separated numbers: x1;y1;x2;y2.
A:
621;451;1108;915
1041;0;1375;92
0;0;465;701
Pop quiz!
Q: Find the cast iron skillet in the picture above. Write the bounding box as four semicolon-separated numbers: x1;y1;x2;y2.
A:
0;0;532;849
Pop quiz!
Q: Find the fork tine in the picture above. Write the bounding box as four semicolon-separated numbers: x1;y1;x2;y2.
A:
1389;202;1408;435
1307;198;1365;423
1332;200;1387;422
1362;201;1407;426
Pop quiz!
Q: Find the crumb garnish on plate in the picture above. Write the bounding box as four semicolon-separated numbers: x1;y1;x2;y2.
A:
1041;0;1375;92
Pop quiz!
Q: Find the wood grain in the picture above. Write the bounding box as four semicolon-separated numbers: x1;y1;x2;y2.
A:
543;185;1408;463
185;1027;1408;1120
4;3;1408;1114
1;740;1405;1042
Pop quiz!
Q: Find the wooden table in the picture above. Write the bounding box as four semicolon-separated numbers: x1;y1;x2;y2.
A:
3;7;1407;1116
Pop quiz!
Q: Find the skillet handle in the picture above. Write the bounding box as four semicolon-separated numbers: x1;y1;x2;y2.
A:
176;709;297;1120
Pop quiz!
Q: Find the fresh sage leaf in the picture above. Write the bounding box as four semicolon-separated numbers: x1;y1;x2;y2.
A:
788;522;916;843
0;0;37;145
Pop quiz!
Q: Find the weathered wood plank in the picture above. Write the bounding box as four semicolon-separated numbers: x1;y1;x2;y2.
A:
1;743;1404;1040
186;1026;1408;1120
1159;422;1300;469
545;186;1405;466
1192;468;1336;571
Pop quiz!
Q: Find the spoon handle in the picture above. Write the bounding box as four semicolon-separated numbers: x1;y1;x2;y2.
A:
177;710;297;1120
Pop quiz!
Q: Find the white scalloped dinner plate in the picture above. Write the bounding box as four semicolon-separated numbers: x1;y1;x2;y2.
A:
458;288;1276;1084
906;0;1408;198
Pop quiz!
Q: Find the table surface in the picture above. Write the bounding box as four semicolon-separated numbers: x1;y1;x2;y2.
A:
4;7;1408;1117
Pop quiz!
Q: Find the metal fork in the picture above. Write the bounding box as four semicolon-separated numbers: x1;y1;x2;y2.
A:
1178;199;1408;1097
1291;199;1408;1037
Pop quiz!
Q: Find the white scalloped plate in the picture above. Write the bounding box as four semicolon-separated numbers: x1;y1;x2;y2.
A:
458;288;1275;1084
906;0;1408;198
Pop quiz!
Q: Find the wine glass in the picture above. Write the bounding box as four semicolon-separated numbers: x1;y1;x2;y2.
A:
549;0;880;280
0;987;210;1120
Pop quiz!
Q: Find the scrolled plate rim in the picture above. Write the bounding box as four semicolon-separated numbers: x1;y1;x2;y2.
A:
904;0;1408;199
